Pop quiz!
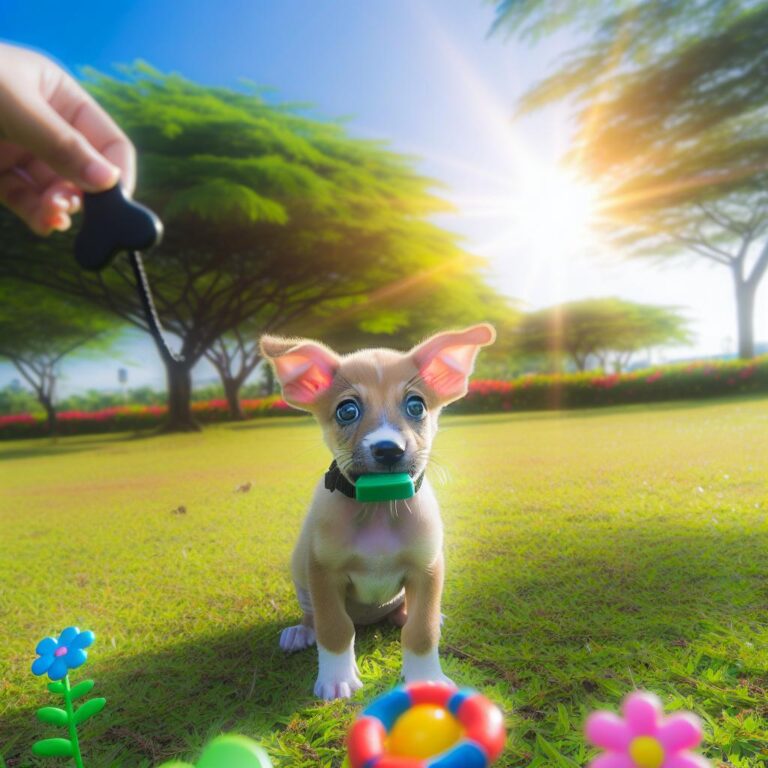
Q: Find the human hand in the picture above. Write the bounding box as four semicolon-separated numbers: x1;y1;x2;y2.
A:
0;43;136;235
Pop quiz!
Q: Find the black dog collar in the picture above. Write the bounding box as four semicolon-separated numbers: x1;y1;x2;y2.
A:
324;461;425;499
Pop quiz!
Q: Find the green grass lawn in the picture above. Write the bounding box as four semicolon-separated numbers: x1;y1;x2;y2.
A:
1;399;767;767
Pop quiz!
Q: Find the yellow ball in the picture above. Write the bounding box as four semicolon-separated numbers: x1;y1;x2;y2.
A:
387;704;463;759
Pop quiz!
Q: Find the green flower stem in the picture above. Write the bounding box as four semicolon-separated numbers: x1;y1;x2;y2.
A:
61;675;85;768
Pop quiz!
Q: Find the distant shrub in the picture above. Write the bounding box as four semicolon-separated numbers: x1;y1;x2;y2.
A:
0;382;275;416
2;357;766;439
451;355;768;414
0;396;297;439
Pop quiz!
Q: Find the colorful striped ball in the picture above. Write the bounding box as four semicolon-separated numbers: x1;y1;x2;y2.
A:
348;682;505;768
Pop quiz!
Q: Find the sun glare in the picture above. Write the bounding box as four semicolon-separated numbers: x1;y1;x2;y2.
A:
453;164;604;267
370;4;611;308
443;163;606;306
509;166;602;259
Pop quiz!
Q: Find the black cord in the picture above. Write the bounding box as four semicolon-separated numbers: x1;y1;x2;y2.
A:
128;251;184;364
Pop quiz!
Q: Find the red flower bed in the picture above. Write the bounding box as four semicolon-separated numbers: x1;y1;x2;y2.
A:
0;396;297;439
452;355;768;414
2;356;767;439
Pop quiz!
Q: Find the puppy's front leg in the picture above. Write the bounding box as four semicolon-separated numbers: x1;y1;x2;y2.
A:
401;553;453;684
308;558;362;700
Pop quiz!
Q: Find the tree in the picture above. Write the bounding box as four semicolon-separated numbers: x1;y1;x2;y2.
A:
514;298;690;372
491;1;768;358
0;282;118;433
204;329;262;419
202;252;519;417
277;255;522;371
1;64;487;429
299;265;516;346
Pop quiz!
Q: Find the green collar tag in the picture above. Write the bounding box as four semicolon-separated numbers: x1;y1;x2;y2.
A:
355;473;415;502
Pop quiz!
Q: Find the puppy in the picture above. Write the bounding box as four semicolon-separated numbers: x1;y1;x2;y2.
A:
260;324;495;700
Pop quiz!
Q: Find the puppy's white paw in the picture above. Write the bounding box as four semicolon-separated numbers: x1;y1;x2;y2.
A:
427;670;455;686
402;647;453;685
279;624;316;653
313;675;363;700
404;668;455;686
314;643;363;700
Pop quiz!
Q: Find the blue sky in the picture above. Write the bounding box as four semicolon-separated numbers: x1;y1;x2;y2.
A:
2;0;763;394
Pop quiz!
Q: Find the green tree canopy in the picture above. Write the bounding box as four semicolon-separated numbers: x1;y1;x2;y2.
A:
206;258;516;415
1;64;495;429
491;1;768;358
295;261;517;350
514;297;690;372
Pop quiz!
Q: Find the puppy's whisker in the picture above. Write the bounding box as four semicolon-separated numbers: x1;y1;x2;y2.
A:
436;467;450;485
413;449;450;485
337;451;356;476
425;455;451;484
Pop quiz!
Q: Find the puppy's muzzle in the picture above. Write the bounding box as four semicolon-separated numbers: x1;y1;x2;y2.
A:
370;440;405;467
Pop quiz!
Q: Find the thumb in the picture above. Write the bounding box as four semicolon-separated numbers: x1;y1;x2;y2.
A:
8;96;120;192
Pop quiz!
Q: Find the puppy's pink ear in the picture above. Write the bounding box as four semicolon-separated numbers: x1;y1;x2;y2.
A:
260;335;340;407
411;324;496;403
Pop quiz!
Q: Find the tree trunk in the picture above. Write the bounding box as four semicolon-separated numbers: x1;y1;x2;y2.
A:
734;275;756;359
223;376;246;420
594;352;608;373
40;395;57;435
164;360;200;432
263;361;276;395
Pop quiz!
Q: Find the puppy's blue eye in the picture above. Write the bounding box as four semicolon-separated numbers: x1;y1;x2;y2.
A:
336;399;361;424
405;395;426;419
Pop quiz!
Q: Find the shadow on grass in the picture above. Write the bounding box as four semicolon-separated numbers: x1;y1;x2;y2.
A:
1;619;326;767
0;443;98;461
445;522;768;705
0;433;149;461
0;419;282;460
6;524;766;765
224;418;313;432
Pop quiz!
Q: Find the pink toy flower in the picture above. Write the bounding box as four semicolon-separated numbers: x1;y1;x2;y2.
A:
585;691;710;768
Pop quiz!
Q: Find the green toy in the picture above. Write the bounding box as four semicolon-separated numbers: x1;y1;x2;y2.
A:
158;735;272;768
355;473;415;502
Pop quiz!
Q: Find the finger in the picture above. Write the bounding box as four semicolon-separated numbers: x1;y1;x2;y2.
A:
4;92;120;193
50;210;71;232
67;188;82;213
51;75;136;195
0;169;75;235
13;157;82;213
37;181;80;232
45;180;81;218
0;168;46;232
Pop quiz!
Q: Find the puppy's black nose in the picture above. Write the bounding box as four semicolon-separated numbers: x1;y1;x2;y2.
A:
371;440;405;466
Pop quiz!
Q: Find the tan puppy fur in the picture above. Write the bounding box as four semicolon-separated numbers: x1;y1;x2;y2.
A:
260;324;495;700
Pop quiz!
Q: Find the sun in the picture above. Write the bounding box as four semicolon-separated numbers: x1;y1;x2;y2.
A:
445;162;606;305
453;162;604;272
504;164;603;262
386;4;609;304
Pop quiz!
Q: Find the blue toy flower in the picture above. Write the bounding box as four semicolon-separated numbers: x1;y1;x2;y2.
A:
31;626;95;680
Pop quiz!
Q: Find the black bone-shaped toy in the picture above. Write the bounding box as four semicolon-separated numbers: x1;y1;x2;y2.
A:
74;185;162;271
73;185;181;362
